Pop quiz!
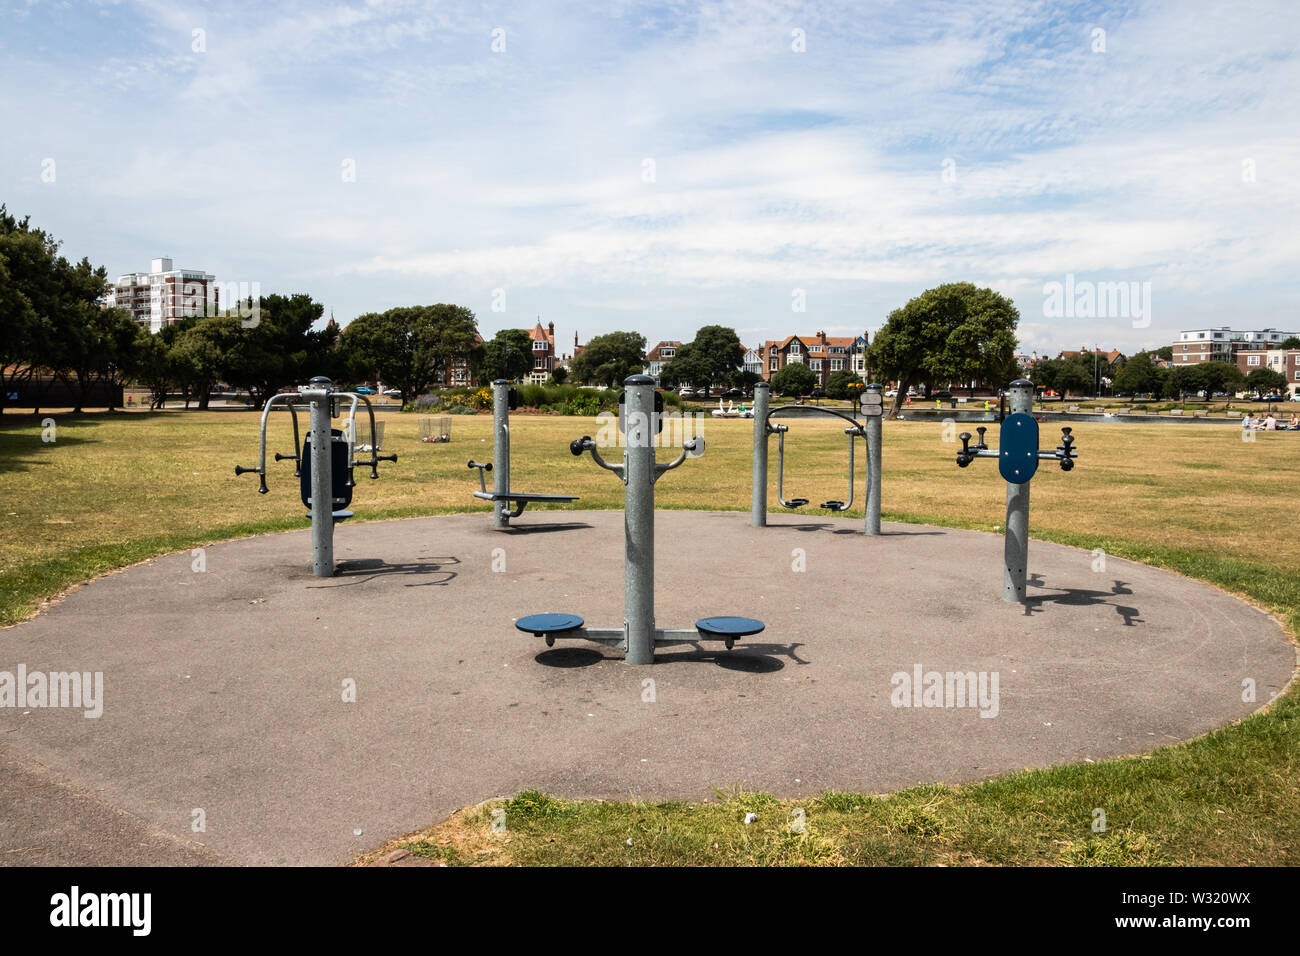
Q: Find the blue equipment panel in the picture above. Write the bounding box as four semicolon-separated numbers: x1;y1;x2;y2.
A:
516;613;585;634
300;429;355;510
695;616;766;637
998;413;1039;484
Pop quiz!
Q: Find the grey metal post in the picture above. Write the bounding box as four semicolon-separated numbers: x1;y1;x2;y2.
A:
304;376;334;578
623;375;657;664
865;383;882;536
751;381;770;527
492;379;510;529
1003;380;1034;602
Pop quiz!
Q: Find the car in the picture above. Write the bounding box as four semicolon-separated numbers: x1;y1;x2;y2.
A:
355;386;376;395
810;388;826;399
929;390;953;400
381;388;401;397
885;389;898;398
679;388;695;399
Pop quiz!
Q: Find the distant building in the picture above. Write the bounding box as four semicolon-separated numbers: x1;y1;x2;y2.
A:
528;320;557;384
644;341;682;383
759;331;869;387
1172;327;1298;365
1237;348;1300;396
104;257;218;333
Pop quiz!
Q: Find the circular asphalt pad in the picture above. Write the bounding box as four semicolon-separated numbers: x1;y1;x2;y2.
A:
1;511;1294;864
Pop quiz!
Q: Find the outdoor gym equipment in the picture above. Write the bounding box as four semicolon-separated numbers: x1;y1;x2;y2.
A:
751;381;884;534
467;379;579;527
514;374;764;665
953;378;1078;602
235;376;397;577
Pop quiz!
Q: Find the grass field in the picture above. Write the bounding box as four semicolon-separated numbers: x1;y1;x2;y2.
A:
2;407;1298;866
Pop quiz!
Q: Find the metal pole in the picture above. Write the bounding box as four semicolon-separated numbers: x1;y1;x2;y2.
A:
1003;379;1034;602
493;379;510;529
751;381;770;527
865;382;882;536
623;375;656;664
305;376;334;578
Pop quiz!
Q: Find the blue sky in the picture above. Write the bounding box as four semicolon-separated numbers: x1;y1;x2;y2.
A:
2;0;1297;356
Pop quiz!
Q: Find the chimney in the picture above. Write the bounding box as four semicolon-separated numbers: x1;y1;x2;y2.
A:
548;321;555;340
575;331;579;348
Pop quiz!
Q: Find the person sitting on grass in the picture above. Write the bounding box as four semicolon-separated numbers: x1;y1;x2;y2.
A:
1265;413;1278;430
1288;414;1299;430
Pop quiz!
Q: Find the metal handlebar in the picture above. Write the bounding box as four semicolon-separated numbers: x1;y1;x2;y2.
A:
570;436;625;480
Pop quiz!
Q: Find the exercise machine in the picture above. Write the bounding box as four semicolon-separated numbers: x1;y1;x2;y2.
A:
953;378;1078;602
513;375;765;665
467;379;579;528
235;376;397;577
751;381;884;534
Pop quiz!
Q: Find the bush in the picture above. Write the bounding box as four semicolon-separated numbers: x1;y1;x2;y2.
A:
446;404;478;415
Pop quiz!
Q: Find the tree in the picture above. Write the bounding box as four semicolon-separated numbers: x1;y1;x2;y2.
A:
1245;367;1286;397
223;293;340;406
479;328;532;382
1111;351;1162;395
825;368;863;400
172;315;243;409
549;366;568;385
570;330;646;387
1280;337;1300;350
1200;360;1244;398
340;304;480;403
1153;345;1173;361
772;361;817;397
0;207;62;414
660;326;744;393
869;283;1019;418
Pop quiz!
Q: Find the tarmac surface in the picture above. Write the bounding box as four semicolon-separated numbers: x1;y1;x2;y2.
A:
1;510;1294;865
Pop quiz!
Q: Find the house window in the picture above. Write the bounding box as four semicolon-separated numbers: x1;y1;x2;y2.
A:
662;348;675;358
1248;355;1261;366
789;343;800;355
533;340;547;351
770;358;778;370
810;359;822;372
831;359;843;371
534;356;547;369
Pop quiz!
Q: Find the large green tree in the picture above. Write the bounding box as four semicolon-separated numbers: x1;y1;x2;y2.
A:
1111;351;1164;396
772;361;817;397
570;330;646;387
869;283;1019;417
340;303;480;402
479;328;532;382
660;326;745;392
224;293;340;405
1245;367;1287;397
0;207;62;413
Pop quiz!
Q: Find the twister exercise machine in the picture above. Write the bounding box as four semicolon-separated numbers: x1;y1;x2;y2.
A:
751;381;884;534
235;376;397;577
513;375;765;665
953;379;1078;602
467;379;579;528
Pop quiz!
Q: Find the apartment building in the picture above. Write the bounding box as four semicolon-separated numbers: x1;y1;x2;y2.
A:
1172;327;1298;365
104;258;219;333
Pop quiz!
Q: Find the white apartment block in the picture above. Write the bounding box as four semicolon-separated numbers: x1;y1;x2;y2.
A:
104;257;219;333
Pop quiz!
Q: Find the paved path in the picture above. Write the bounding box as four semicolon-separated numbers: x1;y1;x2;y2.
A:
1;511;1293;865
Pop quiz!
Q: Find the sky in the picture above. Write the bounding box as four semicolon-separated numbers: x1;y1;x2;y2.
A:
2;0;1298;357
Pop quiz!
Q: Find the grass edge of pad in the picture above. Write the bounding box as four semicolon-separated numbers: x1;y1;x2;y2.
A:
5;506;1298;867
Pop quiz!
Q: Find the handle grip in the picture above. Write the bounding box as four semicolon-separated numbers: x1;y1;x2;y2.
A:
274;452;298;462
467;460;492;471
570;437;592;456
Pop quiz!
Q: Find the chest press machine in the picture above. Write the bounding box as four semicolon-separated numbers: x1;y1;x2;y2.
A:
235;376;397;577
953;379;1078;602
513;375;764;665
467;379;579;528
